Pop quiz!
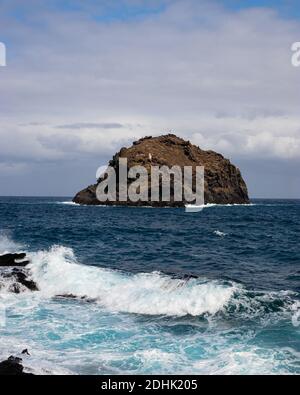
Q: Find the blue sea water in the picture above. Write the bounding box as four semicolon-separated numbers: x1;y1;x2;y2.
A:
0;197;299;375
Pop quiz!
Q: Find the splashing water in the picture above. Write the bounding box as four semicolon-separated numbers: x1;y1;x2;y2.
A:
0;197;299;375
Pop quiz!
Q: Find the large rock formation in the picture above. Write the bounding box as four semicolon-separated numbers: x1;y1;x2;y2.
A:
73;134;249;206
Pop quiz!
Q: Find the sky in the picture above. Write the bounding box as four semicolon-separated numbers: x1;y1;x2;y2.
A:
0;0;299;198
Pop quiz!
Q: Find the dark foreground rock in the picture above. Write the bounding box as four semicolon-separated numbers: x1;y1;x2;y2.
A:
73;134;249;206
0;268;38;293
0;253;37;293
0;356;33;375
11;269;38;292
0;253;30;267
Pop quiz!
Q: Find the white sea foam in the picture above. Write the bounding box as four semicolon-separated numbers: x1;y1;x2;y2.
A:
0;233;24;254
0;242;299;375
291;301;300;327
58;201;111;207
214;230;227;237
22;246;300;320
58;201;80;206
27;246;237;316
0;337;72;375
59;201;255;209
134;349;175;365
184;203;256;211
192;347;290;375
0;242;298;322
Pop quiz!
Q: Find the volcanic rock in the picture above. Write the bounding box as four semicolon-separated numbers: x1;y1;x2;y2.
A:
0;356;33;375
11;269;38;292
0;268;38;293
73;134;249;206
0;253;29;267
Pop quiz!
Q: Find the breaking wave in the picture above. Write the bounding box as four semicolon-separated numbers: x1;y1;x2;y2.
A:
21;245;299;321
28;246;235;316
1;237;299;375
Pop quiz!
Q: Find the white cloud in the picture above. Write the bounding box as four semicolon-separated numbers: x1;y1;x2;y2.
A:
0;0;299;194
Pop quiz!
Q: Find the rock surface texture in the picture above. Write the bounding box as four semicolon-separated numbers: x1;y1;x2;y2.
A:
73;134;250;206
0;356;33;375
0;253;29;267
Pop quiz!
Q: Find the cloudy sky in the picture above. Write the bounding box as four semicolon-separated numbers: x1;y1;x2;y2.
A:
0;0;299;198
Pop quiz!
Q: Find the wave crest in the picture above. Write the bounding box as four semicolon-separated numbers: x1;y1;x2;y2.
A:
28;246;237;316
26;246;300;322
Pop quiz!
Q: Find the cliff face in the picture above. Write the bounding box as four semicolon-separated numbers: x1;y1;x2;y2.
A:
73;134;250;206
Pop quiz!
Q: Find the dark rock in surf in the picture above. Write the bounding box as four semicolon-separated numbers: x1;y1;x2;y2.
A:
73;134;250;207
0;253;30;267
0;268;38;293
0;252;37;293
11;269;38;292
0;356;33;375
55;294;96;303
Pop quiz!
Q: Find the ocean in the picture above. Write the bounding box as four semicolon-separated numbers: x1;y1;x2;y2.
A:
0;197;299;375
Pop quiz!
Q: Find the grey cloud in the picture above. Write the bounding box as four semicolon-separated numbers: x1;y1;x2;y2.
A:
19;122;47;127
0;0;300;196
55;123;124;130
